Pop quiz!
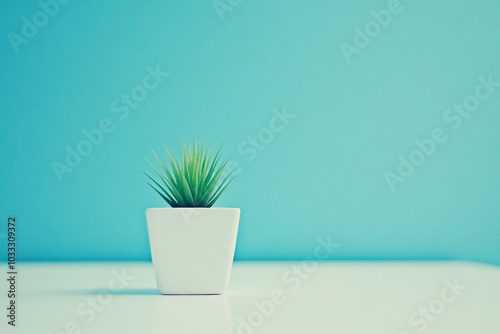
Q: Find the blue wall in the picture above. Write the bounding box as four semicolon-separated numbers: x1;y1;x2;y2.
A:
1;0;499;264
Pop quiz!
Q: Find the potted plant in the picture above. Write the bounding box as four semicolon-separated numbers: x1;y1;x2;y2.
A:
144;139;239;295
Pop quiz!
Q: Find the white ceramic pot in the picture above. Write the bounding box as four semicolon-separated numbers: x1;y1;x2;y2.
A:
146;208;240;295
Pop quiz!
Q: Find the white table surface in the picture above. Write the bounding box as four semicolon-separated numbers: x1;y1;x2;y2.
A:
1;261;499;334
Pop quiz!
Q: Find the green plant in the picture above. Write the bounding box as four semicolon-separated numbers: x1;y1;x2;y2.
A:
145;140;236;207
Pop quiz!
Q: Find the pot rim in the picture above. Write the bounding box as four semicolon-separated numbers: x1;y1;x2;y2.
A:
146;207;240;211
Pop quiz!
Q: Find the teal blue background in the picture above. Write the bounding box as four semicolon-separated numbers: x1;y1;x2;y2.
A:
1;0;499;264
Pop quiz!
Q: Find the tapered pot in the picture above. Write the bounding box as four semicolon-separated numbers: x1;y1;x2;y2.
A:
146;208;240;294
